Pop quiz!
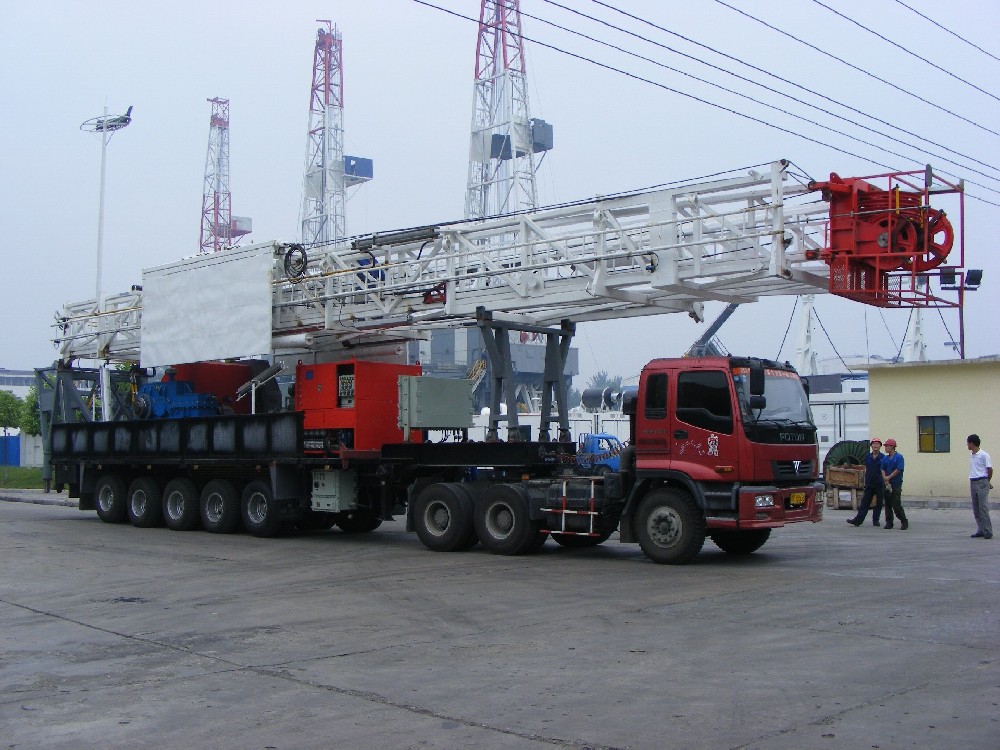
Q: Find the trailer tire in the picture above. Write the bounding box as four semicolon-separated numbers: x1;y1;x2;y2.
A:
634;488;705;564
474;484;543;556
413;483;476;552
127;476;163;528
163;478;201;531
200;479;241;534
335;510;382;534
241;480;282;538
95;474;129;524
710;529;771;555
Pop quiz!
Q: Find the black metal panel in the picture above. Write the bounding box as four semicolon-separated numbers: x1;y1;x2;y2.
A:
381;440;576;469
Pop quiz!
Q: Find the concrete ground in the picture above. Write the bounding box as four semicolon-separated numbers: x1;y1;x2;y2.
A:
1;494;997;749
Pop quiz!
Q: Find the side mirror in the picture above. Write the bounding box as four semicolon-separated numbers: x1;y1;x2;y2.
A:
749;360;766;396
749;395;767;411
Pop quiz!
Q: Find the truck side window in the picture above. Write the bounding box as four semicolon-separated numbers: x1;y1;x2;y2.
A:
676;371;733;434
644;373;667;420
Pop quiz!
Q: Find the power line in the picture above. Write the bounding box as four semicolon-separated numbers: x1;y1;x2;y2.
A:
577;0;1000;178
810;0;1000;103
892;0;1000;65
711;0;1000;138
813;308;851;371
412;1;1000;208
536;0;1000;188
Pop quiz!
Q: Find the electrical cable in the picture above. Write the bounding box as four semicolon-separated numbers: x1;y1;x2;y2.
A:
775;297;798;360
710;0;1000;138
896;309;914;362
582;0;999;177
936;307;959;355
813;309;851;371
413;0;1000;208
809;0;1000;103
878;308;899;352
530;1;1000;189
892;0;1000;65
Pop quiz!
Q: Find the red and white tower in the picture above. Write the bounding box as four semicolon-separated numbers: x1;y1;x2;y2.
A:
199;97;251;254
465;0;552;220
300;21;372;247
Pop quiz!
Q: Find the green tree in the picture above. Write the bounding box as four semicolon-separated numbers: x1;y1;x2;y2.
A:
20;386;41;436
586;370;623;391
0;390;23;436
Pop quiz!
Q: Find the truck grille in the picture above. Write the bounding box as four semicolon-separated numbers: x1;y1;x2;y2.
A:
773;460;814;480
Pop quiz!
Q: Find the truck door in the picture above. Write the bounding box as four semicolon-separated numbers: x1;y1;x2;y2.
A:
634;371;670;466
672;369;740;482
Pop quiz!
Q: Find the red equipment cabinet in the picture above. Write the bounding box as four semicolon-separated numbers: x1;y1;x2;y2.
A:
295;359;422;452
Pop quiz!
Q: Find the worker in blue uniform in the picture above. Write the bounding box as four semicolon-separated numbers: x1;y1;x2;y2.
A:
846;438;885;527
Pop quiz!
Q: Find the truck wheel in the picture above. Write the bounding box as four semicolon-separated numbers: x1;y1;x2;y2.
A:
94;474;129;524
127;476;163;528
163;478;201;531
335;510;382;534
413;483;476;552
241;480;283;538
710;529;771;555
200;479;240;534
474;484;543;556
634;488;705;564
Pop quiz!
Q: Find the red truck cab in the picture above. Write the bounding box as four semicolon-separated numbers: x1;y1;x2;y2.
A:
619;356;822;562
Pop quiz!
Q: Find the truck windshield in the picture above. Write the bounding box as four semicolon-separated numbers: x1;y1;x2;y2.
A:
732;368;813;424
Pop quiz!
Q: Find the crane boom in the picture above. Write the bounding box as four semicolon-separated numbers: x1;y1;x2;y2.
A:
49;161;868;365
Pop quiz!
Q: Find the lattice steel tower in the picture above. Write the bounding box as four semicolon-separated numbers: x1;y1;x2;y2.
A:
465;0;552;220
199;97;251;254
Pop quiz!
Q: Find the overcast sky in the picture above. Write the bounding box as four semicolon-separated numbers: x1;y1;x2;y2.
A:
1;0;997;384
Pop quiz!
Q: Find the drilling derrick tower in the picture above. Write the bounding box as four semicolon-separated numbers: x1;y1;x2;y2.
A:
465;0;551;219
300;20;372;247
199;97;251;254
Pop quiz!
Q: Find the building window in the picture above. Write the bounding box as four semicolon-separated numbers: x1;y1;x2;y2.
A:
917;416;950;453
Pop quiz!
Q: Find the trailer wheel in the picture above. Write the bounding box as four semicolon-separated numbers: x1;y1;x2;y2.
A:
710;529;771;555
335;510;382;534
200;479;241;534
634;488;705;564
163;478;201;531
413;483;476;552
94;474;129;524
474;484;543;556
127;476;163;528
241;480;282;538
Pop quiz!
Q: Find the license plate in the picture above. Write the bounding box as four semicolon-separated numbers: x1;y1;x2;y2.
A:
790;492;806;507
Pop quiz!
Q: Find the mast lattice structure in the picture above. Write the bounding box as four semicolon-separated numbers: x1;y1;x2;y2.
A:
301;21;346;247
200;98;250;254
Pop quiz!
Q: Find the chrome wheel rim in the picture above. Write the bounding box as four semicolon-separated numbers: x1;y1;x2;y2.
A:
246;492;267;525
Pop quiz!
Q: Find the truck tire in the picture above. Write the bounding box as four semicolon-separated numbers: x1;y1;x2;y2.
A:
710;529;771;555
94;474;129;524
335;510;382;534
163;477;201;531
413;483;476;552
127;476;163;528
474;484;544;556
634;488;705;564
241;480;283;538
200;479;241;534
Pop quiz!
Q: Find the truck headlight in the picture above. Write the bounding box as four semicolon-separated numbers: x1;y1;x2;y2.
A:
754;494;775;508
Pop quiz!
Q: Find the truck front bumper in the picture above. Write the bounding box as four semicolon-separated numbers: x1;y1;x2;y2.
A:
707;483;824;530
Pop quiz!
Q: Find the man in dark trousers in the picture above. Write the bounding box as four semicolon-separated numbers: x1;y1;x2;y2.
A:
881;438;908;530
847;438;885;527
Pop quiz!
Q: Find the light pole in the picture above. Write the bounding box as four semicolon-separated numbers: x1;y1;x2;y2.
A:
80;105;133;303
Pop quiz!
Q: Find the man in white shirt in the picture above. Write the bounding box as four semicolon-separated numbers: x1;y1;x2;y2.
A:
967;434;993;539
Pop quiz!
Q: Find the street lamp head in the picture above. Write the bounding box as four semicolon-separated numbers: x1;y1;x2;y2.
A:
81;105;133;134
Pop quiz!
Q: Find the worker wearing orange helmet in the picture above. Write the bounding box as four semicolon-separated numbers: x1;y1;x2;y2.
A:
847;438;885;527
881;438;908;530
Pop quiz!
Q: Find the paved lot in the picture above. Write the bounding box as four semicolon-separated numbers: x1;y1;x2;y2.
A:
1;499;997;749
